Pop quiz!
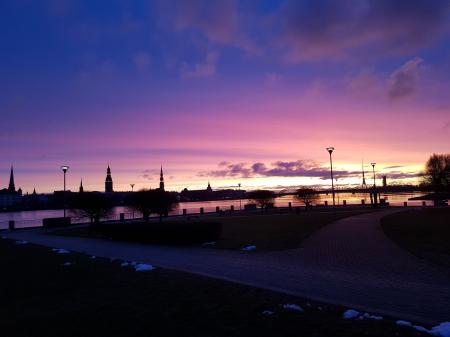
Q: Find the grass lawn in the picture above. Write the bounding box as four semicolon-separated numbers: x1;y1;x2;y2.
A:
55;208;375;251
381;208;450;267
214;208;375;250
0;238;430;337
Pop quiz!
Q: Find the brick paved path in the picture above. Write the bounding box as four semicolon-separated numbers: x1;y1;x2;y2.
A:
3;210;450;324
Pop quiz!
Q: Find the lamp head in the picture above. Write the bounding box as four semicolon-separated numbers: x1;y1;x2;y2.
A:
370;162;376;168
61;165;69;173
326;147;334;154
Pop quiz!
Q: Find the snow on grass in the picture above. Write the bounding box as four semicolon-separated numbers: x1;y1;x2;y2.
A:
52;248;70;254
396;320;413;327
342;309;383;321
413;325;429;333
202;241;217;246
262;310;274;316
242;245;256;252
343;309;360;319
282;304;303;312
62;262;73;266
134;263;156;272
430;322;450;337
90;256;96;259
359;313;383;321
121;262;129;267
15;240;28;245
1;236;8;240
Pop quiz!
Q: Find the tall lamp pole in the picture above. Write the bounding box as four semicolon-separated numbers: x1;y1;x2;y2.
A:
326;147;336;212
371;162;377;206
238;183;242;211
130;183;135;192
61;165;69;218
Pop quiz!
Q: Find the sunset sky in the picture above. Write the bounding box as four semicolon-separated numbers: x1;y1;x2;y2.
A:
1;0;449;193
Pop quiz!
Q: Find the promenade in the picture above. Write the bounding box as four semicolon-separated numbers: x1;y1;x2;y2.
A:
4;210;450;324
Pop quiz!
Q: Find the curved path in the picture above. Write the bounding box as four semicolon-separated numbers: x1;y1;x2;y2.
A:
3;209;450;324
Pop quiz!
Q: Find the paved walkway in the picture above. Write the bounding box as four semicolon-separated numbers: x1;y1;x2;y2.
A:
3;210;450;324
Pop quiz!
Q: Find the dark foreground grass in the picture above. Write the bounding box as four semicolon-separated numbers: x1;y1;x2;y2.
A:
214;208;374;250
0;238;428;337
381;208;450;267
56;208;374;251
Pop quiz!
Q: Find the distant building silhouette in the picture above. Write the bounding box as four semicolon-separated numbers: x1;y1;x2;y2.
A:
206;181;212;193
105;165;113;193
79;179;84;193
159;166;165;191
8;165;15;193
382;175;387;187
0;166;22;208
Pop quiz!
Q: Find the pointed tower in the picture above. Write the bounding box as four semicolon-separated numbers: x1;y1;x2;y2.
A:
8;165;15;193
105;165;113;193
159;166;165;191
79;179;84;193
206;181;212;193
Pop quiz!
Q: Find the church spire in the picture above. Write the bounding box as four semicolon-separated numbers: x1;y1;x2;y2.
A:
79;179;84;193
159;166;165;191
8;165;15;193
105;165;113;193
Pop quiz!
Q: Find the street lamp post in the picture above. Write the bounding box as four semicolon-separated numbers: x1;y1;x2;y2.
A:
326;147;336;213
130;184;135;192
238;183;242;211
371;162;377;206
61;165;69;218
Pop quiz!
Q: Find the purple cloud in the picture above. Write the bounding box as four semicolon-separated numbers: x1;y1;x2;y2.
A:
161;0;259;54
388;57;424;99
279;0;450;62
200;160;360;180
181;51;219;79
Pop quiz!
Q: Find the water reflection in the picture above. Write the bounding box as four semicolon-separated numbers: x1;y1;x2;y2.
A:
0;192;433;229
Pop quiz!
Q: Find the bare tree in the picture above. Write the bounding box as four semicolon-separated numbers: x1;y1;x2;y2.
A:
126;189;178;222
422;153;450;205
295;187;319;208
247;190;276;212
71;192;114;224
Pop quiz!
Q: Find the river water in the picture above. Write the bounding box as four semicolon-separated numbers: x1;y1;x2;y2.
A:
0;192;432;229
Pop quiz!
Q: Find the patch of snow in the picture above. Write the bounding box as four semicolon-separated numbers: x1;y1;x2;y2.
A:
134;263;156;272
90;256;96;259
242;245;256;251
1;236;7;239
282;304;303;312
396;320;413;327
343;309;360;319
430;322;450;337
131;261;137;266
413;325;429;333
262;310;274;316
202;241;217;246
317;306;323;311
15;240;28;245
52;248;70;254
62;262;72;266
360;313;383;320
121;262;129;267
